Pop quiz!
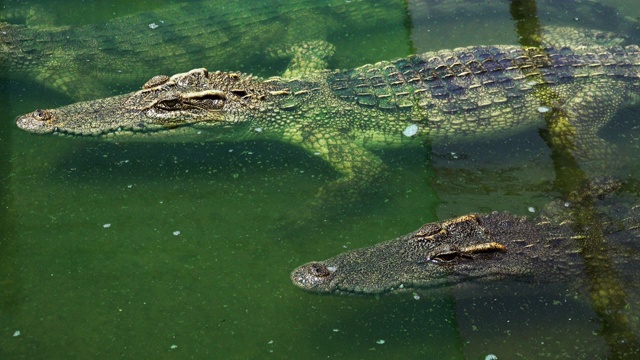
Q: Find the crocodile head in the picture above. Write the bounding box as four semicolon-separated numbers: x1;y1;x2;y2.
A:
16;68;270;139
291;213;564;295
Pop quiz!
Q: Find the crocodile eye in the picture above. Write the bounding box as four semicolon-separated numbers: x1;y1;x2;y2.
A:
426;244;462;264
157;98;181;110
430;252;459;263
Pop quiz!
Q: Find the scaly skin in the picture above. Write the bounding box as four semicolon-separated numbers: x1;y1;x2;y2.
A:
2;0;638;100
0;0;407;100
15;29;640;207
290;206;640;295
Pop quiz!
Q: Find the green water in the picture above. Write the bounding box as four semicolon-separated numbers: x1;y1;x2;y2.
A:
2;0;640;358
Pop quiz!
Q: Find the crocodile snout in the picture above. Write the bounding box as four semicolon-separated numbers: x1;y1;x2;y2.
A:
16;109;56;134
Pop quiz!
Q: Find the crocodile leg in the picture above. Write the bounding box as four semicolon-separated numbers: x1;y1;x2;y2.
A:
269;40;336;79
542;79;634;171
276;41;387;213
295;127;386;212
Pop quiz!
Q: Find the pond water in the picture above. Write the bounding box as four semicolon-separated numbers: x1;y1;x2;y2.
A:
2;0;640;358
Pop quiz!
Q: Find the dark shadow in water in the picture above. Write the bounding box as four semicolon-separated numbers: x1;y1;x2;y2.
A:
509;0;640;357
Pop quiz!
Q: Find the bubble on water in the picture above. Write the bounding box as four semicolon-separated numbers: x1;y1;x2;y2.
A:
402;124;419;137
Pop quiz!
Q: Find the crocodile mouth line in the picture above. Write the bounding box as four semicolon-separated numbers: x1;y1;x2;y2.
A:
47;123;202;139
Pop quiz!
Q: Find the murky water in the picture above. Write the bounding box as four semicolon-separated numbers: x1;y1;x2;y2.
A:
2;0;640;358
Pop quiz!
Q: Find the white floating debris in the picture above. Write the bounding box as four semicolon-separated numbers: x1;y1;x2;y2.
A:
254;127;263;133
537;106;551;113
173;231;181;236
170;344;178;349
332;329;339;332
485;354;498;360
376;339;385;345
528;207;536;213
402;124;419;137
268;340;274;344
13;330;20;337
413;293;421;300
149;23;159;29
103;223;112;228
564;202;571;208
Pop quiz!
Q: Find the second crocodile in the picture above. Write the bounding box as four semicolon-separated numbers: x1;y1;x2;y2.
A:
291;207;640;295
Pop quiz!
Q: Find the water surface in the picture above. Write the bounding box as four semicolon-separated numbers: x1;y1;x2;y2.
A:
2;0;640;358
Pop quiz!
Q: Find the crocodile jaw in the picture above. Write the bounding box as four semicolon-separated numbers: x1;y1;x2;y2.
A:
16;94;137;136
15;68;260;138
15;94;237;139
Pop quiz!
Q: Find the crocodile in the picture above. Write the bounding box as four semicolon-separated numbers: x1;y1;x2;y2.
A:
290;194;640;354
15;27;640;207
290;205;640;295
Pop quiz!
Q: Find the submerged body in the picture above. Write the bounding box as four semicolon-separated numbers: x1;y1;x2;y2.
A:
0;0;407;100
2;0;636;100
291;209;640;295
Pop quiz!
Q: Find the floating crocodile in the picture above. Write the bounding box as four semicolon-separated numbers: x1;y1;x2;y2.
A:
15;27;640;208
290;204;640;295
290;194;640;354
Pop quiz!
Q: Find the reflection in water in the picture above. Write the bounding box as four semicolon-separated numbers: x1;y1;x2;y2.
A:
510;0;640;356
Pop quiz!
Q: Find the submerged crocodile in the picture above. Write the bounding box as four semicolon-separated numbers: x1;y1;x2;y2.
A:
0;0;407;100
290;206;640;295
1;0;636;100
15;27;640;207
